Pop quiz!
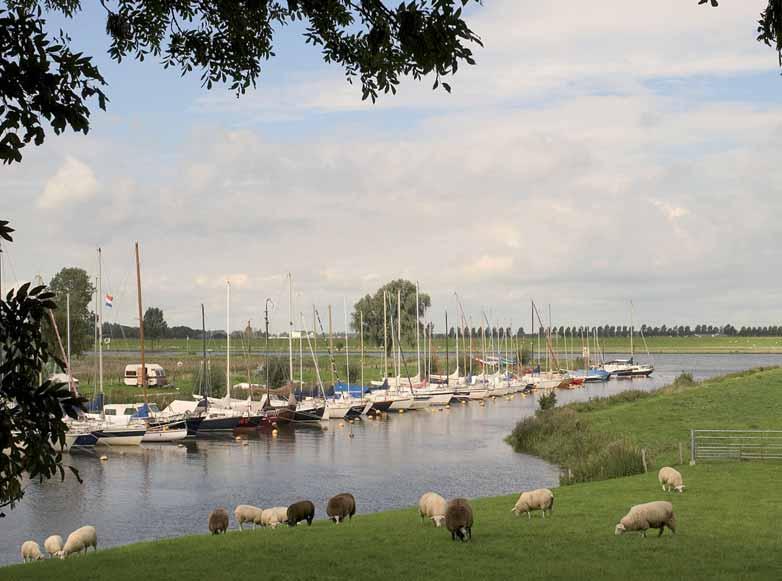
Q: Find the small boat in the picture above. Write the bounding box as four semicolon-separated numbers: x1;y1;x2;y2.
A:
141;424;188;442
92;424;147;446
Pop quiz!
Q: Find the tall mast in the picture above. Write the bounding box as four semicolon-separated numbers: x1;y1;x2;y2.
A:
415;282;421;379
469;319;473;376
445;309;449;384
343;297;350;388
135;242;147;404
299;313;303;395
360;310;365;398
396;288;401;386
97;247;103;396
328;304;335;386
288;273;294;386
226;280;231;401
66;293;73;393
454;297;459;377
202;303;207;397
383;291;388;379
630;300;634;359
264;298;271;400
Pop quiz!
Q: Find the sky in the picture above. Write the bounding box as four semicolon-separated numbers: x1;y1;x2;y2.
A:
2;0;782;333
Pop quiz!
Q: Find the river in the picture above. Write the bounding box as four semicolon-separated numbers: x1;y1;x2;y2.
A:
1;353;778;565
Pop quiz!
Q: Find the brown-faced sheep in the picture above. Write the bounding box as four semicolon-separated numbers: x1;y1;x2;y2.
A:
208;508;229;535
287;500;315;527
445;498;474;542
326;493;356;524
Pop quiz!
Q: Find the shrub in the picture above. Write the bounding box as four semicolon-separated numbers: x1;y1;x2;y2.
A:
538;391;557;411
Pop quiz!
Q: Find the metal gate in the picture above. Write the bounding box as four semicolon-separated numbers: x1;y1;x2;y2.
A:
690;429;782;463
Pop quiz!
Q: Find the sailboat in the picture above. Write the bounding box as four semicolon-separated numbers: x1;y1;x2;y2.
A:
602;302;654;378
85;247;146;445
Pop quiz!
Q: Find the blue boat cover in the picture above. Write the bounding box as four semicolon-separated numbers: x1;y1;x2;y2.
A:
132;403;151;418
333;382;370;396
87;392;104;412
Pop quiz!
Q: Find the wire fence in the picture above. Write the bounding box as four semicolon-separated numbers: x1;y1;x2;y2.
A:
690;429;782;463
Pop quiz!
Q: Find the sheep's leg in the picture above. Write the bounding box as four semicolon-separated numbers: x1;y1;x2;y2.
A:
238;522;244;531
658;526;664;537
541;509;545;519
527;512;531;520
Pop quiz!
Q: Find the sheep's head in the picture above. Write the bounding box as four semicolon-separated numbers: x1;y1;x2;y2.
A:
331;516;342;524
56;550;65;559
453;526;469;542
614;523;626;536
675;485;686;493
431;515;445;528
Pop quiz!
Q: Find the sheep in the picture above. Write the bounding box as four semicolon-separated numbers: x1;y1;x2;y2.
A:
615;501;676;538
234;504;264;530
445;498;474;542
418;492;447;527
287;500;315;527
44;535;63;558
261;507;289;528
511;488;555;519
20;541;43;562
57;526;98;558
658;467;686;493
208;508;229;535
326;493;356;524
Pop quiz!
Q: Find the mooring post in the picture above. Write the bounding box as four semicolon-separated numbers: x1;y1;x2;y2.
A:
690;429;696;466
641;448;648;473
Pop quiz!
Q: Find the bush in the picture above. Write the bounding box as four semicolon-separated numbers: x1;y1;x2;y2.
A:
262;357;290;389
538;391;557;411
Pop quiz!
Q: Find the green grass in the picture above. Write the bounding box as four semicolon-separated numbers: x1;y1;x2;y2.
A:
4;462;781;581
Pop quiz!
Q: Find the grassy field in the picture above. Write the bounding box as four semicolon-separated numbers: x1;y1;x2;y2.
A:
5;368;781;579
3;463;779;580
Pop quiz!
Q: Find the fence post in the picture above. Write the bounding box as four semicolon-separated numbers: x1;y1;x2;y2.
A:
678;442;684;465
641;448;648;473
690;429;696;465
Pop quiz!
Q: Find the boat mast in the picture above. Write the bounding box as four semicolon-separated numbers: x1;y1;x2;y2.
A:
630;300;635;360
66;293;73;393
445;309;449;384
135;242;147;405
202;303;208;397
97;248;103;399
288;273;294;387
299;313;304;396
468;318;473;377
328;304;335;387
383;291;388;380
226;280;231;402
360;310;364;398
396;288;402;387
454;295;459;378
343;297;350;389
415;282;421;379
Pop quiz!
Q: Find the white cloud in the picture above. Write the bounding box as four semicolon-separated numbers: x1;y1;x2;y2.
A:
37;156;98;209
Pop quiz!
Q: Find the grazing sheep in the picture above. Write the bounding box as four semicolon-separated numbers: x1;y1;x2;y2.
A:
418;492;447;527
208;508;229;535
287;500;315;527
261;507;289;528
615;501;676;538
234;505;264;530
326;493;356;524
445;498;474;542
58;526;98;558
658;467;686;493
20;541;43;562
511;488;555;519
44;535;63;558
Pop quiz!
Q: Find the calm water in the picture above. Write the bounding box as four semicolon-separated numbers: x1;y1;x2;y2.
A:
1;353;778;564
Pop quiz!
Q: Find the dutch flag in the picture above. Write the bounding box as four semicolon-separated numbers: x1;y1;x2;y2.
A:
104;294;113;308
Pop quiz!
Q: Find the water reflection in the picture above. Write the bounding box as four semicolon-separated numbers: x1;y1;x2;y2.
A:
1;353;779;564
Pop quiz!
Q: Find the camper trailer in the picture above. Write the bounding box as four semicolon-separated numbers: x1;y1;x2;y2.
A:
124;363;168;387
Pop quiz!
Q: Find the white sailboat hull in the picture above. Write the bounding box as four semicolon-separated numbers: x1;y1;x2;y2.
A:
468;389;489;400
141;428;188;442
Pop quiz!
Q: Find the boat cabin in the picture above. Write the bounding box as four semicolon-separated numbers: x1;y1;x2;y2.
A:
124;363;168;387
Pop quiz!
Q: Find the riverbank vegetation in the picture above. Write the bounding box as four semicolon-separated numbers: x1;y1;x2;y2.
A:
507;367;782;482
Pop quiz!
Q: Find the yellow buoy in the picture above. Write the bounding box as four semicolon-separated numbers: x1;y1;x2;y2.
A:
399;409;405;414
272;429;278;437
338;422;345;428
235;436;242;441
100;455;108;461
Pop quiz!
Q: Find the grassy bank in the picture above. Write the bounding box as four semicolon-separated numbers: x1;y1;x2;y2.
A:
3;462;780;580
508;367;782;480
5;368;782;579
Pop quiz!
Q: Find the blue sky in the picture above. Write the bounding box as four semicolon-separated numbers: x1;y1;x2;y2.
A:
3;1;782;332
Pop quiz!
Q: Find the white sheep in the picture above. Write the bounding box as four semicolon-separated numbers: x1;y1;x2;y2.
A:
261;506;289;528
658;467;686;493
511;488;555;519
44;535;63;558
58;525;97;558
615;501;676;537
20;541;43;562
418;492;447;527
234;504;265;530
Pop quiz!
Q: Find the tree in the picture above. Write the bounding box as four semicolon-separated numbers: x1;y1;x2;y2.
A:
0;220;86;515
44;267;95;358
0;1;483;165
352;279;431;347
143;307;168;348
